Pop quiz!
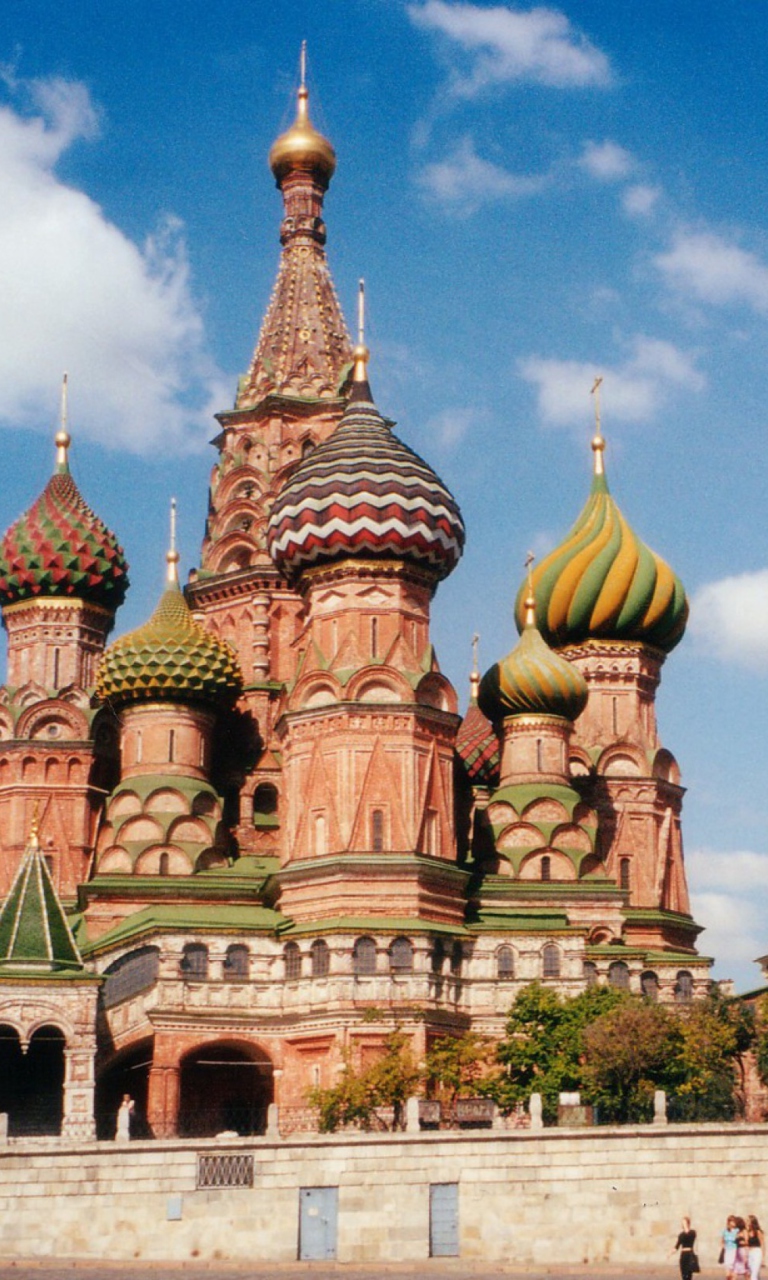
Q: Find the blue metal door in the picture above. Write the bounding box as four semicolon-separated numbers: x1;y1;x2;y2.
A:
299;1186;338;1260
429;1182;459;1257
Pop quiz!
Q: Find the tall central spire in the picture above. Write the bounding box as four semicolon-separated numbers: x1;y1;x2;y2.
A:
236;48;352;408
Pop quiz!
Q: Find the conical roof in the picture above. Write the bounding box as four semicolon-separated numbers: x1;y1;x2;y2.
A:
267;360;465;583
480;595;588;723
515;434;688;652
0;828;83;972
97;555;243;708
0;429;128;611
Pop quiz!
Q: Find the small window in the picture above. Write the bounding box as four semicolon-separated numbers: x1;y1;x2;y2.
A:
389;936;413;973
224;945;249;979
425;809;439;856
542;943;560;979
371;808;384;853
284;942;302;982
583;960;598;987
430;938;445;975
180;943;208;981
371;617;378;657
353;936;377;976
159;852;169;877
497;946;515;980
619;857;630;891
450;940;463;976
310;939;330;978
253;784;278;816
608;960;630;990
168;729;175;763
641;970;659;1002
314;812;327;857
541;855;551;882
675;970;693;1004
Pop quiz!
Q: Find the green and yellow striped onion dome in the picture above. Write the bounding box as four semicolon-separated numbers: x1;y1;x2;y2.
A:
514;440;688;652
97;577;242;708
478;599;588;723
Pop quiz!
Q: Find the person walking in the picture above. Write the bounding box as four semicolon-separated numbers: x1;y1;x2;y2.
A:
723;1216;740;1280
747;1216;765;1280
672;1216;699;1279
734;1218;751;1279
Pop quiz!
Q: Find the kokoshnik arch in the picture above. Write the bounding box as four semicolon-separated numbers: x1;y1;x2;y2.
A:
0;60;707;1141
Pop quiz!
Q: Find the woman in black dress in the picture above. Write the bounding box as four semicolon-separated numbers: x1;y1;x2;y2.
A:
672;1216;698;1280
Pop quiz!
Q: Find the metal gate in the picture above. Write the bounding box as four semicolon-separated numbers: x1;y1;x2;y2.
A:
298;1186;338;1260
429;1182;459;1257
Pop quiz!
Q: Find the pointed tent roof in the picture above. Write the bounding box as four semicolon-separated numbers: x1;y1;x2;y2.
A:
0;827;83;972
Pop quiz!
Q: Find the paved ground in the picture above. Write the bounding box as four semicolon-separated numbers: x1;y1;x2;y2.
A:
0;1263;714;1279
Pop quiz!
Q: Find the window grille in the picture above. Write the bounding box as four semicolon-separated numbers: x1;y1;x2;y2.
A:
583;960;598;987
197;1153;254;1189
542;944;560;978
102;946;160;1009
223;945;249;979
284;942;302;982
389;936;413;973
310;939;330;978
497;946;515;980
352;936;377;976
541;855;551;882
608;960;630;990
641;970;659;1001
675;970;693;1003
181;943;208;981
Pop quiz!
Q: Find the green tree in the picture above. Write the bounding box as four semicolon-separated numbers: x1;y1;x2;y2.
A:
580;998;678;1122
424;1032;499;1105
670;993;754;1121
308;1031;422;1133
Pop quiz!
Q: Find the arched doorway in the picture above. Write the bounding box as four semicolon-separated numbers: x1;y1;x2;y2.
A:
178;1041;273;1137
0;1023;65;1136
95;1037;153;1140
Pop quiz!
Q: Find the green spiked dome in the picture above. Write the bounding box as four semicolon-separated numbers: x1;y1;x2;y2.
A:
0;825;83;972
0;427;128;611
515;434;688;653
479;592;588;724
97;551;242;708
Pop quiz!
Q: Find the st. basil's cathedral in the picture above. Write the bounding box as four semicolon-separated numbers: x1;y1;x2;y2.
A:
0;67;707;1141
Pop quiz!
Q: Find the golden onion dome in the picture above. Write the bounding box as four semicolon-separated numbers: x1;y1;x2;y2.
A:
515;433;688;653
269;82;336;186
479;593;588;724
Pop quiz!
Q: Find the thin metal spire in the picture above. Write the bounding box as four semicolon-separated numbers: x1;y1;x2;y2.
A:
166;496;180;585
55;373;71;473
591;375;605;477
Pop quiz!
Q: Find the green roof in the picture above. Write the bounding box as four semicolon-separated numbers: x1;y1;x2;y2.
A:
0;840;84;973
82;901;286;955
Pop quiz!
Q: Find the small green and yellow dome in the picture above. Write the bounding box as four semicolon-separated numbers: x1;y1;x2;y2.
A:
515;433;688;652
97;548;242;709
479;592;588;723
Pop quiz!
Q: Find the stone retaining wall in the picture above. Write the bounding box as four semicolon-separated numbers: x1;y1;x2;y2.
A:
0;1125;764;1265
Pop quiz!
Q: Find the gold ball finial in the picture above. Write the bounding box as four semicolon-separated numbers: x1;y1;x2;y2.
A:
269;47;336;185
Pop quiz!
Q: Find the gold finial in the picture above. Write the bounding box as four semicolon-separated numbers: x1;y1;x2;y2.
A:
591;375;605;476
297;39;309;124
166;497;180;586
269;43;336;184
469;632;480;700
352;278;370;383
55;373;71;472
523;550;537;627
28;802;40;851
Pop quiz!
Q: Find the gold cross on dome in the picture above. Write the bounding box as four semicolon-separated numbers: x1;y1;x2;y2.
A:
591;375;603;437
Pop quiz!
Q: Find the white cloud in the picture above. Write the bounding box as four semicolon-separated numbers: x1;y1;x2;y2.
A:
417;134;545;214
0;75;225;454
407;1;613;95
518;335;704;427
656;229;768;313
689;569;768;671
621;183;660;218
689;848;768;987
579;139;634;181
426;405;488;448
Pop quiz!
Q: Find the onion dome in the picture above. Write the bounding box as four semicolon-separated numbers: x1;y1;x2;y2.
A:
267;342;465;583
269;55;336;188
479;591;588;723
97;515;242;708
456;655;500;788
515;430;688;652
0;407;128;610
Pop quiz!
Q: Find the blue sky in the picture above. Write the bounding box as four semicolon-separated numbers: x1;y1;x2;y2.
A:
0;1;767;991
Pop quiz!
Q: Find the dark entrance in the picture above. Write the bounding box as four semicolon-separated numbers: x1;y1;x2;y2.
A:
0;1023;65;1136
95;1037;153;1139
178;1041;273;1137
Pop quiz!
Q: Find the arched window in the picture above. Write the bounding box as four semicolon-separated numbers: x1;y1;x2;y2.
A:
159;852;169;877
168;729;175;763
284;942;302;982
542;943;560;979
641;970;659;1002
425;809;439;856
314;813;327;857
619;857;631;891
353;936;377;976
430;938;445;975
371;617;378;657
608;960;630;990
450;940;463;976
223;945;249;979
389;936;413;973
371;808;384;853
253;784;278;816
180;943;208;981
310;939;330;978
497;945;515;980
583;960;598;987
675;970;694;1004
541;855;551;882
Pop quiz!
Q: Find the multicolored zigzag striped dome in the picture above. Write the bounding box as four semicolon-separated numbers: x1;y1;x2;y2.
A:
0;431;128;611
267;374;465;583
514;434;688;653
97;557;242;708
479;595;588;723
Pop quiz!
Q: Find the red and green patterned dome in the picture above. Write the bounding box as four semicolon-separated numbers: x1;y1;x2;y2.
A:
267;362;465;583
97;558;242;708
515;435;688;653
0;432;128;611
479;595;588;723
